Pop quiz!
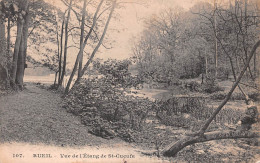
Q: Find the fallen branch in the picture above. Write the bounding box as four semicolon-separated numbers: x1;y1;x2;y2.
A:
162;130;260;157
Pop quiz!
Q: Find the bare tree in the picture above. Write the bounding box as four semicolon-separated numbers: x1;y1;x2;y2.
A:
64;0;116;94
59;0;73;88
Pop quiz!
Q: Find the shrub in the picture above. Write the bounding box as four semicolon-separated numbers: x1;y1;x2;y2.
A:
211;92;259;101
64;59;151;141
210;92;226;100
201;76;224;93
64;77;152;141
155;97;243;128
248;92;260;101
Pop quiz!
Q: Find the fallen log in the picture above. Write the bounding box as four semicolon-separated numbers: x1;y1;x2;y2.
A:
162;130;260;157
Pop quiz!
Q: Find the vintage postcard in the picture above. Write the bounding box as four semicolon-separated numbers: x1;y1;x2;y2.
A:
0;0;259;162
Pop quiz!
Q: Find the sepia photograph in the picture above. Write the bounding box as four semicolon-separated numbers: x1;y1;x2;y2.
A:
0;0;259;162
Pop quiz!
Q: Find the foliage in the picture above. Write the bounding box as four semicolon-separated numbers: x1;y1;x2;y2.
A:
0;0;20;22
64;59;151;141
211;91;260;101
155;97;244;129
181;81;202;92
132;0;259;85
201;75;224;93
93;59;144;88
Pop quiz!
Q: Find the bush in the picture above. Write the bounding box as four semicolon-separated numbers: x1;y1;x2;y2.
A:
64;77;152;141
210;92;226;100
63;59;152;141
201;76;224;93
155;97;243;128
211;92;259;101
248;92;260;101
183;81;201;92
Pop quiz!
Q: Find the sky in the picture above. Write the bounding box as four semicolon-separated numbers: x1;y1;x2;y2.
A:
100;0;260;60
98;0;208;60
23;0;259;74
36;0;227;68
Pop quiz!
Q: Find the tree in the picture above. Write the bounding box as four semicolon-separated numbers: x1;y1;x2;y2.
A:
8;0;28;90
193;0;259;101
57;14;65;86
132;6;213;84
0;6;9;89
160;40;260;157
65;0;117;94
63;0;105;93
59;0;73;88
0;0;60;90
15;1;29;89
77;0;87;78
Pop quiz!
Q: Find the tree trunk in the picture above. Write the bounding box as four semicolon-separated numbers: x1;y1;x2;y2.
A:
78;0;87;78
59;0;73;88
72;0;116;90
162;130;260;157
10;0;28;89
253;51;257;78
214;0;218;77
55;12;60;88
0;15;9;89
10;17;24;88
58;18;65;86
54;71;58;86
64;0;87;94
199;40;260;134
160;40;260;157
79;0;117;78
227;55;249;103
15;33;25;90
16;8;29;90
7;16;11;63
64;0;106;94
0;15;6;62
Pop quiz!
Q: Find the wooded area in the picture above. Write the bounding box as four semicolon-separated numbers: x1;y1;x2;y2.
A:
0;0;259;162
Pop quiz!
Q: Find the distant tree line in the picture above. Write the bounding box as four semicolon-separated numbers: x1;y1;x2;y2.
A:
132;0;259;85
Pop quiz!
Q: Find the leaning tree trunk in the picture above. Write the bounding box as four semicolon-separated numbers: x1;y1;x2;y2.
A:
160;40;260;157
77;0;87;78
64;0;87;94
64;0;105;94
72;0;117;89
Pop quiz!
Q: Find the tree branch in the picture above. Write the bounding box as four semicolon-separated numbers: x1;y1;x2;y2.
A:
161;130;260;157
